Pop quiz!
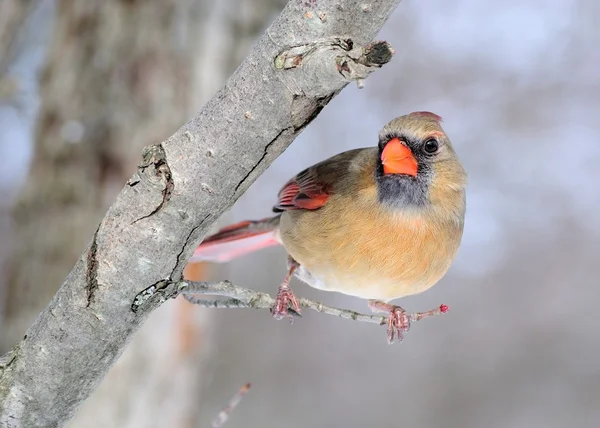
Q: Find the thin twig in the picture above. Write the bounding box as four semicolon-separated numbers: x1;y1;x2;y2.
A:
178;280;447;330
211;382;252;428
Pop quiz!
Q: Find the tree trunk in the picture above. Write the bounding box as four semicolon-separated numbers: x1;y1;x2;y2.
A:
2;1;209;426
63;2;287;426
1;0;288;426
2;0;202;352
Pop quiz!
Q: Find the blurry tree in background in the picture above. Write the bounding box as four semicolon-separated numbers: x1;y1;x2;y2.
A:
0;0;283;426
0;1;35;79
2;0;205;352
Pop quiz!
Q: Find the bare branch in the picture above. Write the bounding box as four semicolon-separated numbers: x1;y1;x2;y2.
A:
211;382;252;428
178;280;448;331
0;1;403;426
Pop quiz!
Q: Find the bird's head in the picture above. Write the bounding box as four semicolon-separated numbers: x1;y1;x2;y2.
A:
376;111;467;216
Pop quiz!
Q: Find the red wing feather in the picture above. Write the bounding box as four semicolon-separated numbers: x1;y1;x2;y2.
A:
273;168;332;212
277;182;300;208
271;148;365;212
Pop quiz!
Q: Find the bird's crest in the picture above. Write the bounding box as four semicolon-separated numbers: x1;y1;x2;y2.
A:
408;111;443;123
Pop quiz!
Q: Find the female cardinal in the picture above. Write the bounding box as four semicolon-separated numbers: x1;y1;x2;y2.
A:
189;111;467;343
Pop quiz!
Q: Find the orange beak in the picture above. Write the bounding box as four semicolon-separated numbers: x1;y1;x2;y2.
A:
381;138;418;176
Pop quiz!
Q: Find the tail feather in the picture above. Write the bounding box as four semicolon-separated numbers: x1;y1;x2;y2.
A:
189;216;281;263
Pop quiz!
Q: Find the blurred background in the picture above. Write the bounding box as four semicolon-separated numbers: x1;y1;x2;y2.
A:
1;0;599;427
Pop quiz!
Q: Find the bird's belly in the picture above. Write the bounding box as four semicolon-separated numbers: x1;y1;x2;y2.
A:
295;264;416;301
295;261;446;302
281;209;461;302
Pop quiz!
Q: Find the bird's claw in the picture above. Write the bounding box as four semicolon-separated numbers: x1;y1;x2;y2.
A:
271;283;302;323
367;302;449;343
368;300;414;344
386;306;411;344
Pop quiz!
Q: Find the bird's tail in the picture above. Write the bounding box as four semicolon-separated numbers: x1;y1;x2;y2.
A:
189;215;281;263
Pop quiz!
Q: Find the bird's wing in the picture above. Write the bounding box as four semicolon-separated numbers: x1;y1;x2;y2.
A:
272;148;367;212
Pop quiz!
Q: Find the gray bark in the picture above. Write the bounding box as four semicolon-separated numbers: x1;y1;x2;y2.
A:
67;2;286;427
1;0;208;353
0;0;401;426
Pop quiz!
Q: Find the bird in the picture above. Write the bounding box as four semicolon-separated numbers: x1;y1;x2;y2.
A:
189;111;467;343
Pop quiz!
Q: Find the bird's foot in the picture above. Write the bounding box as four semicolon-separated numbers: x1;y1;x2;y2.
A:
271;283;302;322
368;300;449;344
386;306;411;344
271;257;302;323
374;302;411;344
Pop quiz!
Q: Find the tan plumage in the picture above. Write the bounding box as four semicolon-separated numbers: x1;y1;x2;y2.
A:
191;112;467;342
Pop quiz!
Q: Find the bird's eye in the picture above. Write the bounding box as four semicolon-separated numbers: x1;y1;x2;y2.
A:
423;139;439;154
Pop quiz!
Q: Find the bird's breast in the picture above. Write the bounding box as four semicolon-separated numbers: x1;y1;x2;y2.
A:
279;198;463;302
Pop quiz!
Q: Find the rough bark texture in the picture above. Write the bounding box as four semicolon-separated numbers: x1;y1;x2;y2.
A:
1;1;217;427
1;0;204;352
0;0;401;426
67;267;212;428
65;2;286;427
